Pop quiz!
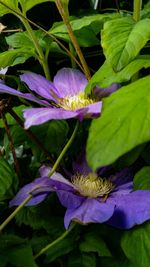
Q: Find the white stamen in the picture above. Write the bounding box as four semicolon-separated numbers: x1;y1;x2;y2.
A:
72;173;114;198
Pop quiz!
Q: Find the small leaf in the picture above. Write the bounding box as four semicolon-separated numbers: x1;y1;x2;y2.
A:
121;222;150;267
79;232;111;256
68;252;96;267
0;105;26;128
87;75;150;170
0;48;35;68
133;167;150;190
101;17;150;71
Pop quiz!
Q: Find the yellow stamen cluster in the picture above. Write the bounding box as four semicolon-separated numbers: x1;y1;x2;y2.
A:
59;92;94;111
72;173;114;198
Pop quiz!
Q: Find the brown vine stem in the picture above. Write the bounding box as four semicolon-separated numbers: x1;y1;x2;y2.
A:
55;0;91;80
0;1;84;73
1;112;22;183
9;109;53;163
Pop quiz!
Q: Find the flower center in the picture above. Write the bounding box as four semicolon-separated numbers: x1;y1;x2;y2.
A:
72;173;114;198
58;92;94;111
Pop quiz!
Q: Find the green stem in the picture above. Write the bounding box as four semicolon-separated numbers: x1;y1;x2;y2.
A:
21;11;51;80
48;121;79;177
133;0;142;21
34;223;76;259
0;195;32;232
0;122;79;231
0;1;84;73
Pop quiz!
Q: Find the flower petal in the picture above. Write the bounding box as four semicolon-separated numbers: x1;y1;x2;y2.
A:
94;83;120;98
23;107;77;129
53;68;88;97
107;190;150;229
20;72;57;101
75;101;102;121
57;190;85;209
0;82;48;106
64;198;115;229
9;176;54;206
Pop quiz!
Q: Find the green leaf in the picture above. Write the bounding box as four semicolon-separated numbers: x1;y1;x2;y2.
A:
87;75;150;170
50;13;119;47
19;0;52;12
0;105;26;128
0;0;18;16
141;1;150;18
85;56;150;93
0;234;37;267
79;232;111;256
0;157;18;200
133;167;150;190
68;252;96;267
6;30;52;50
101;17;150;71
0;48;35;68
121;222;150;267
31;120;69;156
45;228;79;263
98;257;133;267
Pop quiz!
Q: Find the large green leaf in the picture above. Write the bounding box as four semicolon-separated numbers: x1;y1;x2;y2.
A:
0;48;35;68
86;56;150;93
87;75;150;170
133;166;150;190
0;157;18;201
50;13;119;47
121;222;150;267
101;17;150;71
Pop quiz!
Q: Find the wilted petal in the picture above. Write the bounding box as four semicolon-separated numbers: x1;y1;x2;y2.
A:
0;82;48;106
9;177;54;206
23;107;77;129
64;198;115;229
107;190;150;229
20;72;57;101
53;68;88;98
75;101;102;121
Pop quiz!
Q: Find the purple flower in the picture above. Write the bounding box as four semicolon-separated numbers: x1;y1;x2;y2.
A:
10;165;150;230
0;68;102;128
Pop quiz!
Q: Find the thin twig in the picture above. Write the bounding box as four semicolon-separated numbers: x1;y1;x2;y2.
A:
55;0;91;80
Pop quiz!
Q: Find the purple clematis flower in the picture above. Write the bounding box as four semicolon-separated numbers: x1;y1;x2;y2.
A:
0;68;103;128
10;165;150;230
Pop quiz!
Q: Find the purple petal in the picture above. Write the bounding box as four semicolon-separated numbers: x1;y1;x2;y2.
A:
20;72;57;101
9;176;54;206
107;190;150;229
111;168;134;187
75;101;102;121
39;165;51;177
53;68;88;98
94;83;120;98
111;182;133;197
57;190;84;209
64;198;115;229
0;82;49;106
23;107;77;129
